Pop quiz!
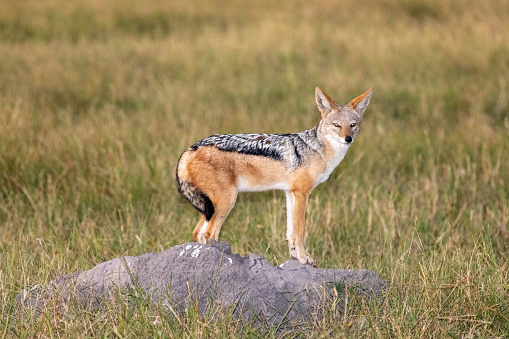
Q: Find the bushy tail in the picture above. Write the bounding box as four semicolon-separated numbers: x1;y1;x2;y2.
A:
176;153;215;220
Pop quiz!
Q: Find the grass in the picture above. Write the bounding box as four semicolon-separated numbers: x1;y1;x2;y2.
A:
1;0;508;337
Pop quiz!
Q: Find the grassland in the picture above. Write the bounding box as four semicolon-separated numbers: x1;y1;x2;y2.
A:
0;0;508;337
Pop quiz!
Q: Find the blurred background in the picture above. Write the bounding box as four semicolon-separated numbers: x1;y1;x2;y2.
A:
0;0;508;336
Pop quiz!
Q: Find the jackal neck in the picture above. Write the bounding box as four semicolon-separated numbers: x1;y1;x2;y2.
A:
297;126;323;153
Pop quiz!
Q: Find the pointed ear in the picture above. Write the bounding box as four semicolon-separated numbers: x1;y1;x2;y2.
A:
315;87;336;118
348;88;373;117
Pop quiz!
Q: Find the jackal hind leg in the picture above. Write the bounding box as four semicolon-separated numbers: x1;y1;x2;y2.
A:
192;214;207;243
203;190;237;243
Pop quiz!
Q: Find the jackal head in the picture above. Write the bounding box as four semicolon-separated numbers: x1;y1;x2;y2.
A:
315;87;373;145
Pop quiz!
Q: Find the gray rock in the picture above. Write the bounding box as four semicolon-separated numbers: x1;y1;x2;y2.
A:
16;241;388;331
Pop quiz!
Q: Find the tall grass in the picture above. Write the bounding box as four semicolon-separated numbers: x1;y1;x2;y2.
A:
1;0;508;337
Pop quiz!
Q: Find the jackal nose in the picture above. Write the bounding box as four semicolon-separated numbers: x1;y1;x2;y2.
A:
345;136;352;143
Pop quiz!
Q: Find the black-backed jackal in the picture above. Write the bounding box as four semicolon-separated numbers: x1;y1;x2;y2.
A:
176;87;372;265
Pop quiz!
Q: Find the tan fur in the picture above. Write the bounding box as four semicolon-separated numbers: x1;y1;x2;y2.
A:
185;146;291;192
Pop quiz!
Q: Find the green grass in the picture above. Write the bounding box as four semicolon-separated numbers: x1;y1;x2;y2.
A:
1;0;508;337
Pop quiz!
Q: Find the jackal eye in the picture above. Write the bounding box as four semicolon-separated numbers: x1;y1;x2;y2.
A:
333;123;340;128
350;123;357;128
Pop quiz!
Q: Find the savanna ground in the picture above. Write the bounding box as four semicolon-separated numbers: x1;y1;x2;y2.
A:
1;0;508;337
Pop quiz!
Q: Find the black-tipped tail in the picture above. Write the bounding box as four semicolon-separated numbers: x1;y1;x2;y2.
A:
176;156;215;220
176;180;215;221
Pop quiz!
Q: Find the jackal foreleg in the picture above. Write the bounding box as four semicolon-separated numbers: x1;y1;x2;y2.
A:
285;191;297;259
292;190;315;266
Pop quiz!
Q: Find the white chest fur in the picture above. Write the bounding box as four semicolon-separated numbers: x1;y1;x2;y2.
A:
314;137;351;188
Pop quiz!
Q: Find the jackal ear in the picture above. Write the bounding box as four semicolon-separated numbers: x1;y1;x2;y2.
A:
315;87;336;118
348;88;373;117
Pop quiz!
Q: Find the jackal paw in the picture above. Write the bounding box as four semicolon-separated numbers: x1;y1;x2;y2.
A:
298;254;316;267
